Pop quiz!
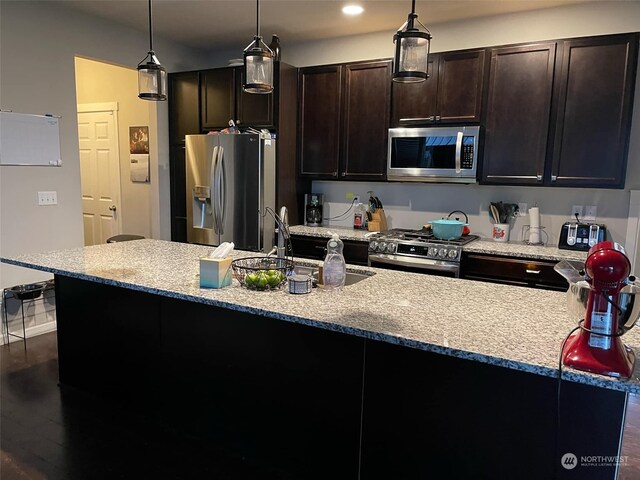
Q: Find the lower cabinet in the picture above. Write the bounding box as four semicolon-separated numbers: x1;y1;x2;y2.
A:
290;234;369;265
461;252;569;291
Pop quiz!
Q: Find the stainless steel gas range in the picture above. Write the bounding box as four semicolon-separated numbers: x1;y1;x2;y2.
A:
368;228;479;277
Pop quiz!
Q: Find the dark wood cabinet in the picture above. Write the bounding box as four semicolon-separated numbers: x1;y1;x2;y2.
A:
299;60;391;181
549;33;638;188
341;61;391;179
461;252;569;291
169;71;200;144
200;68;236;130
236;69;274;128
481;43;556;185
290;234;369;266
170;145;187;243
298;65;342;178
391;49;486;126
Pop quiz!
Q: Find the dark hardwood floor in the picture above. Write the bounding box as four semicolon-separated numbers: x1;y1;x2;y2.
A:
0;332;289;480
2;332;640;479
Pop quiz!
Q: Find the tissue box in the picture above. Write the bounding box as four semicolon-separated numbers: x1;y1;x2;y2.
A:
199;257;233;288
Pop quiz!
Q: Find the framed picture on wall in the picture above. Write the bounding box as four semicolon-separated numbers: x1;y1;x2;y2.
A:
129;126;149;182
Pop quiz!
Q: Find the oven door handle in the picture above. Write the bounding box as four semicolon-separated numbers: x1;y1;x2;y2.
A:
455;131;463;174
369;254;460;273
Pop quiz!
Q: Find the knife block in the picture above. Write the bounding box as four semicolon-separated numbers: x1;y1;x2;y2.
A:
368;209;388;232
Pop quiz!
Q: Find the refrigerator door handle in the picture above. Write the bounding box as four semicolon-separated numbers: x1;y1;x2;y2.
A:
219;149;226;234
215;146;224;234
210;145;219;234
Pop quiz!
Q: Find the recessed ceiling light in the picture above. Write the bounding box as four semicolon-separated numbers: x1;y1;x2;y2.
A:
342;5;364;16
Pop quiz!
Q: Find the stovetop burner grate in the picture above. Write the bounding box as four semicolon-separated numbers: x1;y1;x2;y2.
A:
378;228;479;246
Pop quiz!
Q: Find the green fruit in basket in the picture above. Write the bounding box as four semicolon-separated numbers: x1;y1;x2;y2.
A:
267;272;281;287
267;269;279;277
245;273;257;287
255;272;268;290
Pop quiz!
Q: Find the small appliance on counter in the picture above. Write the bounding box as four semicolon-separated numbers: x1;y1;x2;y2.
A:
304;194;323;227
558;221;606;251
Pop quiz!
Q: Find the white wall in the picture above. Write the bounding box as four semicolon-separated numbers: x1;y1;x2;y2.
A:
208;1;640;247
0;0;211;289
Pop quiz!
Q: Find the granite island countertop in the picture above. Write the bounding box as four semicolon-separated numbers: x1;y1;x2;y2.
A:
2;239;638;393
289;225;588;262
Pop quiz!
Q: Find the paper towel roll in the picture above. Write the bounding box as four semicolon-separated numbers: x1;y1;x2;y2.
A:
529;207;540;243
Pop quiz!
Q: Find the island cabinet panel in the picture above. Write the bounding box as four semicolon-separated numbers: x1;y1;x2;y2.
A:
200;68;236;130
159;297;364;480
359;339;626;480
341;61;391;180
480;43;556;185
390;49;485;126
298;65;342;178
549;34;639;188
54;276;163;408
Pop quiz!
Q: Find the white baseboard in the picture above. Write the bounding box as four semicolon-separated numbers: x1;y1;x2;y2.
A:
1;320;57;346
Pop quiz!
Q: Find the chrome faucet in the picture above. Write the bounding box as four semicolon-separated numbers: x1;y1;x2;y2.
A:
277;206;289;260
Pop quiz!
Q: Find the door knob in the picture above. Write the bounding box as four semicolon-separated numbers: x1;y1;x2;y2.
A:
109;205;117;212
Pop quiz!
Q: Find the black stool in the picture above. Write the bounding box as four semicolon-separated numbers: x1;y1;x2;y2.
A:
106;234;145;243
2;280;52;347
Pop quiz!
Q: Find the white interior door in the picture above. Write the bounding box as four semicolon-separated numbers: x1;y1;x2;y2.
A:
77;103;121;245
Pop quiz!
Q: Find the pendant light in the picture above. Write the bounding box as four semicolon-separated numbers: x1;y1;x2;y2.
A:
393;0;432;83
137;0;167;101
243;0;274;94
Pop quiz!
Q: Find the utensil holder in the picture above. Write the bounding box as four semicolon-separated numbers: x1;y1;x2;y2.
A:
492;224;510;242
200;257;233;288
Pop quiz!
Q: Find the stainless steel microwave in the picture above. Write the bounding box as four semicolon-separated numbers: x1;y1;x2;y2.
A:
387;126;480;183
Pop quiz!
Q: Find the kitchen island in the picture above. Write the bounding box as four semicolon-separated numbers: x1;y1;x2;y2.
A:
2;239;638;479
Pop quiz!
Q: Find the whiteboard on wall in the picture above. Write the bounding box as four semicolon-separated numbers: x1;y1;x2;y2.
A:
0;111;62;166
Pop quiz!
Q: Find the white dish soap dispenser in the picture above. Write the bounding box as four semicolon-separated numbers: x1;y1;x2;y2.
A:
323;233;346;291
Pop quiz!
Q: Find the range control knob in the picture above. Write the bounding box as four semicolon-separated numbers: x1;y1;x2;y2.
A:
428;247;438;257
386;243;396;254
438;248;447;258
448;249;458;259
378;242;387;252
369;241;378;252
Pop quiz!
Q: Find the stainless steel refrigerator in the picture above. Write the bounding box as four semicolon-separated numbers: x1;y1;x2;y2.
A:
185;133;276;252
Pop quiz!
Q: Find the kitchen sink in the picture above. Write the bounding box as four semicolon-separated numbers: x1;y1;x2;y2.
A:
292;264;374;286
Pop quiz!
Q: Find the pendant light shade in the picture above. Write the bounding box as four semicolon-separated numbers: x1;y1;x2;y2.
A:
138;0;167;101
243;0;274;94
393;0;432;83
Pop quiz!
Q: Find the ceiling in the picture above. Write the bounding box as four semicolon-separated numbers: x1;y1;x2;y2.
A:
60;0;588;51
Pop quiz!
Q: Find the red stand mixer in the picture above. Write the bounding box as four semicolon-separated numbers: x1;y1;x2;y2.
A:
555;241;640;379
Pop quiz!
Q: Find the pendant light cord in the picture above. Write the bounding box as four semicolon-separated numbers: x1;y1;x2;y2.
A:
256;0;260;37
411;0;416;15
148;0;154;52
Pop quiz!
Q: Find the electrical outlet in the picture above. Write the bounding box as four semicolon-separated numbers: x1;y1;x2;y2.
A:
37;191;57;206
584;205;597;221
571;205;583;219
518;203;528;216
353;196;360;204
345;192;354;200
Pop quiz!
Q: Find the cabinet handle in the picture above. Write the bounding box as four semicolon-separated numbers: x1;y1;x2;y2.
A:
536;174;543;181
399;117;435;122
314;245;327;251
551;175;557;181
435;116;441;121
526;269;541;274
341;172;346;177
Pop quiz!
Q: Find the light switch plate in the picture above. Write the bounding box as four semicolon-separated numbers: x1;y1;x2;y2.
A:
38;191;57;205
518;203;528;216
584;205;597;221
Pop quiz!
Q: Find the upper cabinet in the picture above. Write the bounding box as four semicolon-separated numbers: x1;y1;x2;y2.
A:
481;33;638;188
549;34;638;188
298;60;392;181
169;71;201;144
200;68;236;130
391;49;486;126
481;42;557;185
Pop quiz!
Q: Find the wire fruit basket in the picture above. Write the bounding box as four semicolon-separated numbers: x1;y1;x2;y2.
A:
232;257;295;291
